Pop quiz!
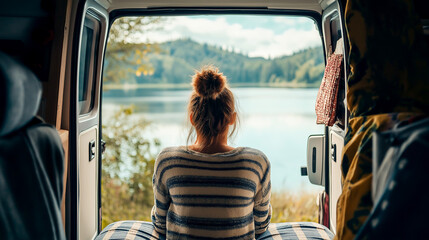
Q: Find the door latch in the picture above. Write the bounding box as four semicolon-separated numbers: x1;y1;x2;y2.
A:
101;139;106;155
301;166;308;176
331;144;337;162
89;140;96;161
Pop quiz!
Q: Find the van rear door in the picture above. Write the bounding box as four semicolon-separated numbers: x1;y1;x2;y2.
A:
321;1;348;233
69;0;108;239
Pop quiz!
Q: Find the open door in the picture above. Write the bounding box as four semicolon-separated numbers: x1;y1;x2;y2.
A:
320;1;348;233
304;2;347;231
69;0;108;239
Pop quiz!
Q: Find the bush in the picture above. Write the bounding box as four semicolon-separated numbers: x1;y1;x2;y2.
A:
101;106;160;228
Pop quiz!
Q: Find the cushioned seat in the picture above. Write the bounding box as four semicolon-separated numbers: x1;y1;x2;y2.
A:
355;117;429;240
96;221;334;240
0;52;65;239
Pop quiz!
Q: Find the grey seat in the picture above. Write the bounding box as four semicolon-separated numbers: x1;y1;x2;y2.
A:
355;117;429;239
0;52;65;239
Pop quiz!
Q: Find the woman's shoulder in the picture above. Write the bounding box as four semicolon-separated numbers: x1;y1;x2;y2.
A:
157;146;187;158
157;146;268;162
240;147;267;156
239;147;270;164
154;146;189;171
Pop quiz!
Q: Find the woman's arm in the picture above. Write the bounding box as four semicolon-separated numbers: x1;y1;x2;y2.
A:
151;162;170;234
254;162;272;235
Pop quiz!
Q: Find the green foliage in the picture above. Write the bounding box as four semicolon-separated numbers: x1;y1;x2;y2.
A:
103;17;324;88
101;106;160;228
103;17;164;84
105;39;325;88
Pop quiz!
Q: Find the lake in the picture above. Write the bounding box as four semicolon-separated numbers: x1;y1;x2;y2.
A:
102;87;324;193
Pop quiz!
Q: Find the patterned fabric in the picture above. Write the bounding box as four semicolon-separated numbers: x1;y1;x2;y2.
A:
335;0;429;239
96;221;334;240
315;54;343;126
344;1;429;118
354;118;429;240
151;146;271;239
336;113;425;240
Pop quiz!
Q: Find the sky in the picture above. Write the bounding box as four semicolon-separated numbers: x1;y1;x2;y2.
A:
137;15;322;59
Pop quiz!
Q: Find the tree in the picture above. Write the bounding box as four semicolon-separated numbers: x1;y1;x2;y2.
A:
101;106;161;228
103;17;164;85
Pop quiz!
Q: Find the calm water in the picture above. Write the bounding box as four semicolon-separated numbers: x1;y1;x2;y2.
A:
103;88;324;193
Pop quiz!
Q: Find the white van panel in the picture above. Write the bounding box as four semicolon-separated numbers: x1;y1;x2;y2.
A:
78;126;98;240
330;130;344;233
107;0;323;13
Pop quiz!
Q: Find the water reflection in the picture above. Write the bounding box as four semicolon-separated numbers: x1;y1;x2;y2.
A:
103;88;324;193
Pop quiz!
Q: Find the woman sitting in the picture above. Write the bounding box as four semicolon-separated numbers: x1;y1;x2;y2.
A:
151;66;272;239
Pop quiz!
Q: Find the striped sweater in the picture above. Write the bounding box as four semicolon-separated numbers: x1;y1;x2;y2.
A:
151;146;271;240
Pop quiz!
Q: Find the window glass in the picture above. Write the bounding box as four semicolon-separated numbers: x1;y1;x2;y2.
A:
329;17;346;128
78;14;99;115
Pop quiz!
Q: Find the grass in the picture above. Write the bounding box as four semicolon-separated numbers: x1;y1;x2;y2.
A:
270;191;319;223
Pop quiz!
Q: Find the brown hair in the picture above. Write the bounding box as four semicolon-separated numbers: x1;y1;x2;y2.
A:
187;65;238;148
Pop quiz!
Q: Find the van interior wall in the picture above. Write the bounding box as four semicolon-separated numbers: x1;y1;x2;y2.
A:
0;0;71;230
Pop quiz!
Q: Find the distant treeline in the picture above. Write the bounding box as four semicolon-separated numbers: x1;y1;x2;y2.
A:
106;39;325;88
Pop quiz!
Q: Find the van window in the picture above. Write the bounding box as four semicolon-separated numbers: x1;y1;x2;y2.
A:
330;16;346;129
101;14;324;228
78;13;100;115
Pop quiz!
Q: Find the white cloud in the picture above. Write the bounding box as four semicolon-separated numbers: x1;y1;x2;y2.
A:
138;16;321;59
273;16;312;26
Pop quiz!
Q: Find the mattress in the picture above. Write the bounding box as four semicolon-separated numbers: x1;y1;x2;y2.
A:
96;221;334;240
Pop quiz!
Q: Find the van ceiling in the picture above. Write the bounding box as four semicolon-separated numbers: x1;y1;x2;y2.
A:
104;0;335;14
0;0;49;17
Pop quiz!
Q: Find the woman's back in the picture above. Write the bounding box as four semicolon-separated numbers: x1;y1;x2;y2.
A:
151;146;271;239
151;66;272;239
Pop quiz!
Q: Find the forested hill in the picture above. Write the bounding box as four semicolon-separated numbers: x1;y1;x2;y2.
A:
134;39;325;87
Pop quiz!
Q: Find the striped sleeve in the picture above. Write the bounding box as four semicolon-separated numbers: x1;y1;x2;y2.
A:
151;153;170;235
254;159;271;235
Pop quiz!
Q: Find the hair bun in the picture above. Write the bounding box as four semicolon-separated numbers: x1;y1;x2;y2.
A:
192;66;227;99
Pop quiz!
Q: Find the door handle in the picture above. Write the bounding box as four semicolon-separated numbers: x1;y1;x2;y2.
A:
312;147;317;173
89;140;96;161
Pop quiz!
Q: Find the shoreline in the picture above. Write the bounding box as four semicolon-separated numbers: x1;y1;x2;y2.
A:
103;82;320;91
